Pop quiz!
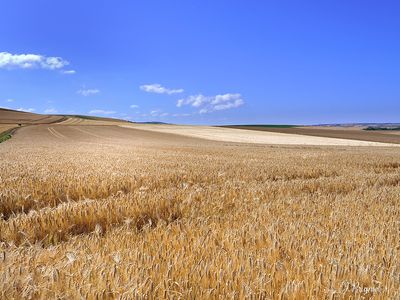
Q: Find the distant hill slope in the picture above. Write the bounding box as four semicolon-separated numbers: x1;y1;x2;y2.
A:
0;108;66;124
313;123;400;128
0;108;130;125
135;121;171;125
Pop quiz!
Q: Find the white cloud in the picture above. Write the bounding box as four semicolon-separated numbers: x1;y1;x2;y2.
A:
61;70;76;74
16;107;35;112
5;99;14;102
0;52;69;70
177;94;209;108
88;109;116;115
211;93;241;105
44;56;67;69
176;93;244;113
44;108;58;114
78;89;100;96
213;94;244;111
130;104;139;109
140;83;183;95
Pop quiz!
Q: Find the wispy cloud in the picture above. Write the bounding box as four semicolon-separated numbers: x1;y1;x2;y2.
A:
172;113;192;117
141;109;169;117
0;52;69;70
5;99;14;103
130;104;139;109
44;108;58;114
177;93;244;113
88;109;116;115
150;110;168;117
61;70;76;75
140;83;183;95
78;88;100;96
16;107;35;112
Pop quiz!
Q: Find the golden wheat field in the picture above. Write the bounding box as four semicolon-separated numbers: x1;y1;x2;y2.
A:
0;123;399;299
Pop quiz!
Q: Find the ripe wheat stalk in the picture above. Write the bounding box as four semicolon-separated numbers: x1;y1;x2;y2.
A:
0;131;399;298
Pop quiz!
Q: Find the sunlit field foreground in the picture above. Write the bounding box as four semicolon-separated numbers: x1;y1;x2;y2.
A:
1;124;399;298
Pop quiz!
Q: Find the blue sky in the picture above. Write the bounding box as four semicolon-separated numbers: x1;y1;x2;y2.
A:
1;1;399;125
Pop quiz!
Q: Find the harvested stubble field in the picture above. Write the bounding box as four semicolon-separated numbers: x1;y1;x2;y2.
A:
223;125;400;145
120;124;400;147
0;125;17;142
60;117;130;126
0;125;17;134
0;124;400;299
0;108;65;125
